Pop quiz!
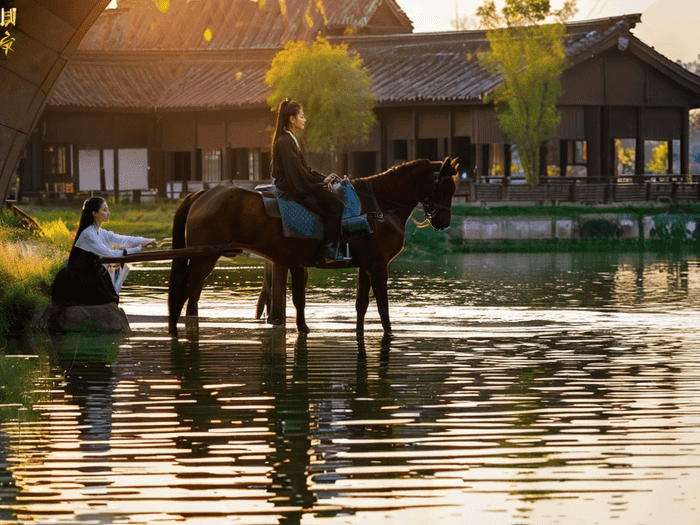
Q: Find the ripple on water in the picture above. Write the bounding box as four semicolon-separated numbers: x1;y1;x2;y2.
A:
2;254;700;523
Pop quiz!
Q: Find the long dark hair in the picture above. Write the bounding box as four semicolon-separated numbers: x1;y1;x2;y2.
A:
271;99;302;154
69;196;106;259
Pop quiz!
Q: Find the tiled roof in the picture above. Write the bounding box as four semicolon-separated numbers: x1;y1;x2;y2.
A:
47;54;273;109
48;14;697;111
77;0;412;51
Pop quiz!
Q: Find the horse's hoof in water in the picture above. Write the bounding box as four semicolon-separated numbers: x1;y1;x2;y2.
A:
297;323;310;334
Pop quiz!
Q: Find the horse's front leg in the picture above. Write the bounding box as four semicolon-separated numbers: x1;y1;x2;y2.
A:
356;268;371;336
290;266;309;333
369;263;393;337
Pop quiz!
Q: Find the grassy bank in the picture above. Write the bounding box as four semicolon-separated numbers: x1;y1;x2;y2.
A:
0;209;73;333
21;201;178;241
0;202;178;334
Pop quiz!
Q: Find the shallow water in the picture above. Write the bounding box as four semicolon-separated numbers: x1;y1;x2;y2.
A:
1;253;699;524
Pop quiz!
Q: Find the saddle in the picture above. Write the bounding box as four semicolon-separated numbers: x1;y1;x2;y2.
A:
255;179;372;241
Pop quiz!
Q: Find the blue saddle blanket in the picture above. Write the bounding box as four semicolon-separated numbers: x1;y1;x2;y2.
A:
262;179;365;240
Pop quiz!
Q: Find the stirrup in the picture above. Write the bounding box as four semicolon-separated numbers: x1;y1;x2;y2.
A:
324;241;348;261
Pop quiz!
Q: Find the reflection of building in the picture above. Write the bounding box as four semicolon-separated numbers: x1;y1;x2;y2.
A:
20;0;700;200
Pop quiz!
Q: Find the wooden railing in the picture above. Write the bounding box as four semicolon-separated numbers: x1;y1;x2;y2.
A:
456;175;700;204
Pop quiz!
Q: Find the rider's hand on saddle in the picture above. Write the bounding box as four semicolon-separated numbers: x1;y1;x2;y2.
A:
323;173;342;184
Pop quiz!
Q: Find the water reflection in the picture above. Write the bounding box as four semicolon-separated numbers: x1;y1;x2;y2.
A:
1;254;699;523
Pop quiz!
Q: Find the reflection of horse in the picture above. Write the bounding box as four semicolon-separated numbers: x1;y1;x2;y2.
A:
168;157;459;337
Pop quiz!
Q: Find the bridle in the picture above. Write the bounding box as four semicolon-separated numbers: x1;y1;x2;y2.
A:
420;172;452;223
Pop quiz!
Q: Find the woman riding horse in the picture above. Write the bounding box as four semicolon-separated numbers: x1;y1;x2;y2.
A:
271;99;345;264
167;157;459;338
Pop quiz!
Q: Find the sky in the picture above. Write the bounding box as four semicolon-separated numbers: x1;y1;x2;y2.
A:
396;0;700;63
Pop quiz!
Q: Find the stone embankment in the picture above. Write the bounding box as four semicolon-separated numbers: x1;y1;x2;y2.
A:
447;214;698;242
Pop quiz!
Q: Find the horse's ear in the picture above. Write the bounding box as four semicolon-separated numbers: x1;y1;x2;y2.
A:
439;157;451;177
439;157;458;177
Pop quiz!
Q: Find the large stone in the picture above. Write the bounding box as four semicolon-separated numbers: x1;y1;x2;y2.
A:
36;303;131;334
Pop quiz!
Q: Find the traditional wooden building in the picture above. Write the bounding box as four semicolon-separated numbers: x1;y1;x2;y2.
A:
20;0;700;201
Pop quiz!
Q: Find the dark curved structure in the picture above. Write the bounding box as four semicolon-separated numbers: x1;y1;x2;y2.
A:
0;0;112;201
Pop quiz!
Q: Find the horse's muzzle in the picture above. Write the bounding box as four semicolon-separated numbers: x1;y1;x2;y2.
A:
430;212;452;231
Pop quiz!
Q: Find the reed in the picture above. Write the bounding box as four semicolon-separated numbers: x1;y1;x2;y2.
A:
0;210;69;333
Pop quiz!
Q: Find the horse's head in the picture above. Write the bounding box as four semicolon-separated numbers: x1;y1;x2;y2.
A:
421;157;459;231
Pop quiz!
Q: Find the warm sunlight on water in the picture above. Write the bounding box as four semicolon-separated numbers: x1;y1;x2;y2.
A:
1;253;699;524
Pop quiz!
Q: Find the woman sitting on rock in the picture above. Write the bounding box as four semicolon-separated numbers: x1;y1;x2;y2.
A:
51;196;156;306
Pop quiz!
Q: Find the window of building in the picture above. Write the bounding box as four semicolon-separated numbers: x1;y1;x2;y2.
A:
46;144;68;175
202;148;222;182
353;151;377;178
417;138;438;160
393;140;408;163
567;139;588;177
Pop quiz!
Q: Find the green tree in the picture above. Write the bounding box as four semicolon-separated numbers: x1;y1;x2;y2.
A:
477;0;576;185
647;142;668;174
265;36;376;173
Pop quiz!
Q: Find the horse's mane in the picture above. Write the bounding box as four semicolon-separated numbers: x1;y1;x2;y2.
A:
354;159;434;196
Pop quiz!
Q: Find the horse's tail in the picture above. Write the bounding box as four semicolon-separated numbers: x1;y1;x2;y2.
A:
168;190;204;336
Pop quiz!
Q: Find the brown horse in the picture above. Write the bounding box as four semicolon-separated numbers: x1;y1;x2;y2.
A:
167;157;459;337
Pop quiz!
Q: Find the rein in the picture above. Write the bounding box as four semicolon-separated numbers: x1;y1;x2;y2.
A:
411;213;432;229
355;165;446;222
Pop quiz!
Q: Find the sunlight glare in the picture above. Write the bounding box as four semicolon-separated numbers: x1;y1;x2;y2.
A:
278;0;287;19
153;0;169;13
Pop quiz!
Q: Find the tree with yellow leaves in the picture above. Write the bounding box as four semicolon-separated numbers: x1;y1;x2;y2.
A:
265;36;376;173
477;0;577;185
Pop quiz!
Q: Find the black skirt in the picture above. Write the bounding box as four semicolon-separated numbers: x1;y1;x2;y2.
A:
51;247;119;306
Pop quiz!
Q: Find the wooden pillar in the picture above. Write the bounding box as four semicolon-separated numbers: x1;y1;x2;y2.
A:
480;144;490;182
380;110;388;172
585;106;601;182
539;143;547;182
635;107;645;181
113;148;119;203
72;145;80;194
600;106;613;182
412;109;419;160
99;149;106;192
222;146;232;181
504;143;512;182
559;139;568;177
448;108;455;160
667;140;674;175
681;108;690;177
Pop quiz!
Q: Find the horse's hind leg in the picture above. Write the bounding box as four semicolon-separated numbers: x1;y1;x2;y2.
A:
355;268;372;336
369;264;392;337
185;255;219;316
290;266;309;333
168;260;190;337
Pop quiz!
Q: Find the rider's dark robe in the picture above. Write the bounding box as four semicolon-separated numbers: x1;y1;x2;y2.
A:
272;131;325;200
272;131;345;248
51;247;119;306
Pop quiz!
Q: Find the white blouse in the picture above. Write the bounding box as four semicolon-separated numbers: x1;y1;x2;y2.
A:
74;226;149;294
75;225;146;259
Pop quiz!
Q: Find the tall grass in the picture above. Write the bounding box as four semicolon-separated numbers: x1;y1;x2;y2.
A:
21;201;179;240
0;210;72;333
